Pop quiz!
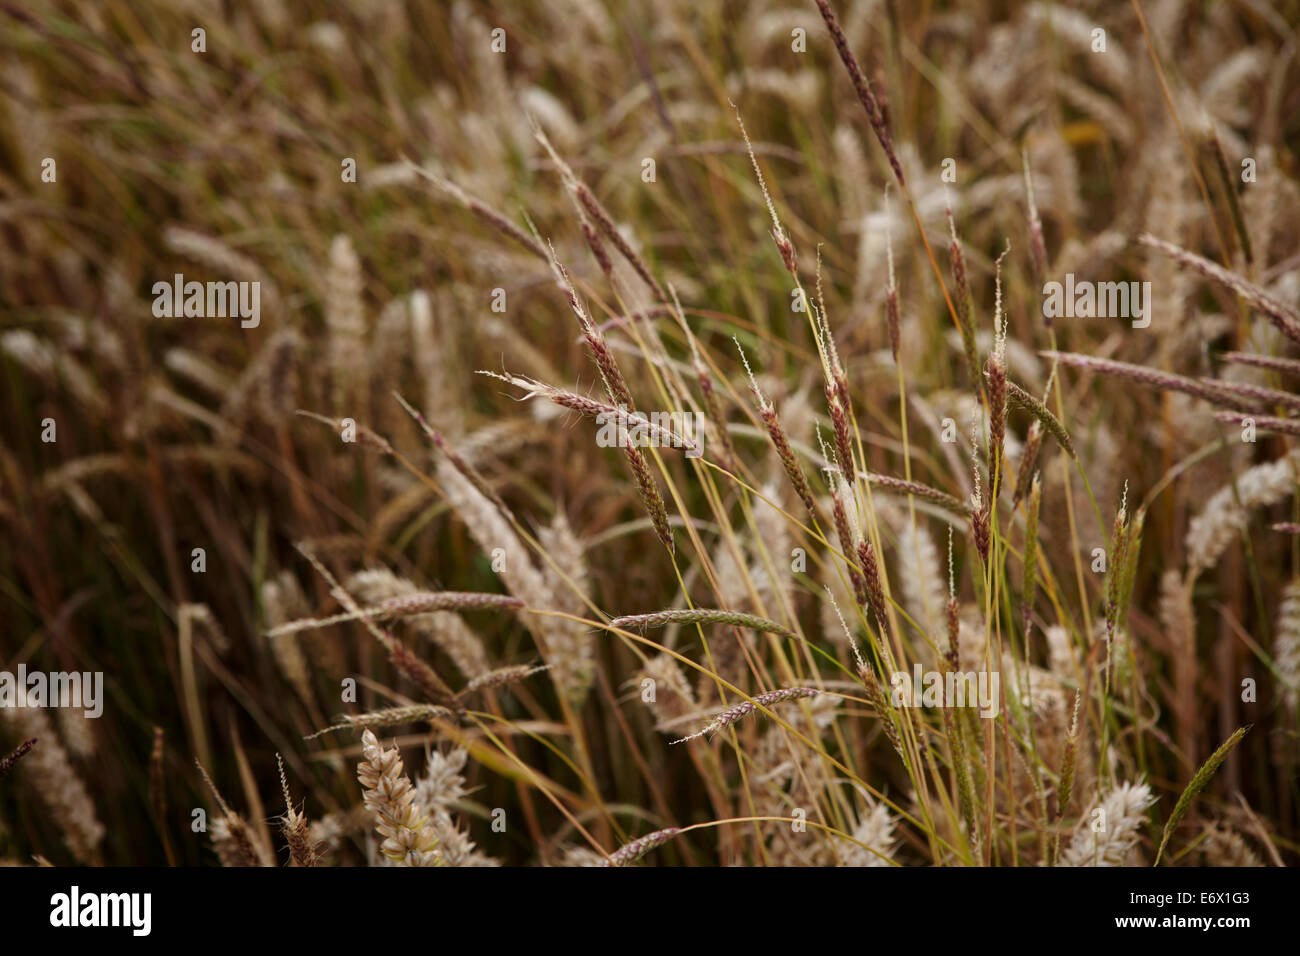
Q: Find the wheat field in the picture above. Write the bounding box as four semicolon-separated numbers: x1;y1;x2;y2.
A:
1;0;1298;868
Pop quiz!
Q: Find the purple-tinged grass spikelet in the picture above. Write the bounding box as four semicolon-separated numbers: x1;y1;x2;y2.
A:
602;827;682;866
671;687;820;744
611;608;800;643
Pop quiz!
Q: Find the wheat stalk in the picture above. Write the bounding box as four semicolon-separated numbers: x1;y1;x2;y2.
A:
356;730;443;866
